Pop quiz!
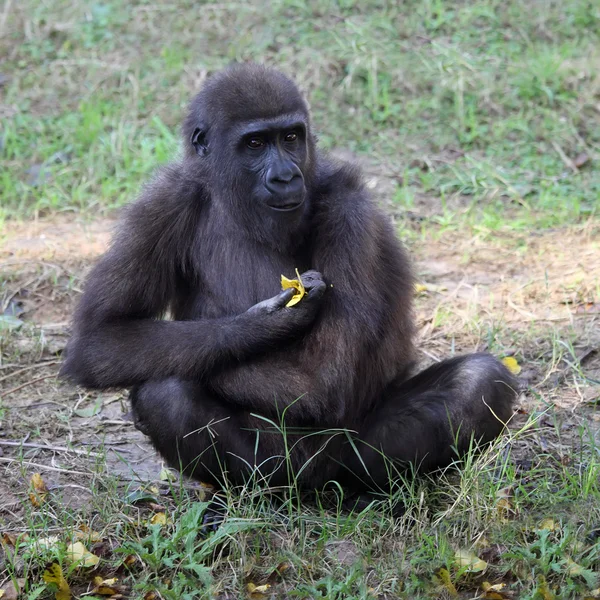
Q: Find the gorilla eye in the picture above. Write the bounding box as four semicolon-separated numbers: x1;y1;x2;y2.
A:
284;132;298;143
247;137;265;149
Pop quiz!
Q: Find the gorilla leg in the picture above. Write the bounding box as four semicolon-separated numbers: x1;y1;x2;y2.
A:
130;378;331;487
131;378;270;485
343;353;517;489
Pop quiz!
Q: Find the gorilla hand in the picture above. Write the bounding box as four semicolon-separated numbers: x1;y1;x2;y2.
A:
245;270;326;332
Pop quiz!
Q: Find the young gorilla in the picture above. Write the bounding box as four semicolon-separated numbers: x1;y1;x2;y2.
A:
61;64;517;492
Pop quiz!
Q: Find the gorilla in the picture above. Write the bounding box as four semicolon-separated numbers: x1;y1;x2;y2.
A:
60;64;516;493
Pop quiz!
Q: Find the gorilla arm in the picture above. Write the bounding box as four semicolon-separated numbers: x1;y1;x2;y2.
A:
60;171;304;390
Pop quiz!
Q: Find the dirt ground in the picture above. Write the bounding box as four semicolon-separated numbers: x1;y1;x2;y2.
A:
1;215;599;527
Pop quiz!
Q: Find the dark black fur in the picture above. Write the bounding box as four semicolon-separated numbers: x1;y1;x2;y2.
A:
61;64;517;491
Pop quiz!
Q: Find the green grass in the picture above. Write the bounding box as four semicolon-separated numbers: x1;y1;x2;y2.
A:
1;0;598;227
3;418;600;599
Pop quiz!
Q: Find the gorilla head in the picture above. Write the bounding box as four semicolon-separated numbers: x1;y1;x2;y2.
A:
183;64;318;244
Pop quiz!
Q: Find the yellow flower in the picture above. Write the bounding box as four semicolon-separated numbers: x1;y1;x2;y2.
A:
281;268;306;307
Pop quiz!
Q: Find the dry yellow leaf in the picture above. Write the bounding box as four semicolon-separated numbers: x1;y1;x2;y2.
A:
501;356;521;375
247;582;271;595
29;473;49;507
482;581;508;599
143;592;157;600
434;568;458;597
281;269;306;307
537;518;559;531
565;556;585;577
92;576;119;596
43;563;71;600
535;575;554;600
455;549;488;573
123;555;137;568
159;467;176;482
149;512;167;526
66;541;100;567
75;524;102;542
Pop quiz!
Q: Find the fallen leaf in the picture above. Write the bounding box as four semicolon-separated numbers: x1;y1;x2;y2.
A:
66;541;100;567
537;518;559;532
29;473;49;507
434;568;458;597
92;576;120;596
496;486;516;521
149;512;167;526
482;581;509;599
43;563;71;600
1;533;18;547
122;555;138;568
247;582;271;597
573;152;590;168
535;575;554;600
501;356;521;375
565;556;585;577
281;269;306;307
455;549;488;573
0;579;19;600
75;524;102;542
414;282;448;294
276;561;291;574
574;302;600;314
143;592;157;600
159;467;176;482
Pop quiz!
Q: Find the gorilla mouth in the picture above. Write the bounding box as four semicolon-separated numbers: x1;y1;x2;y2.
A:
267;198;305;212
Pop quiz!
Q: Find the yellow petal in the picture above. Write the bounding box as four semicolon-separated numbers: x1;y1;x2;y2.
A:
501;356;521;375
281;268;306;307
66;541;100;567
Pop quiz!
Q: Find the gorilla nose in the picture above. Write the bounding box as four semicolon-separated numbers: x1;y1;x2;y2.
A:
265;166;303;196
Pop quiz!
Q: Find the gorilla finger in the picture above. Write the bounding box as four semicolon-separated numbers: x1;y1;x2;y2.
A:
274;288;296;308
306;279;327;300
300;270;324;287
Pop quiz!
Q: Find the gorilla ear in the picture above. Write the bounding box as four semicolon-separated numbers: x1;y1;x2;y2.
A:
191;126;209;156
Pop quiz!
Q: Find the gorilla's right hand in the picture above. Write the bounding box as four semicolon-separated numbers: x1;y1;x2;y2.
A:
245;270;327;331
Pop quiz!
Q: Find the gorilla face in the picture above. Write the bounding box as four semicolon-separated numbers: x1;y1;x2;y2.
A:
235;114;309;214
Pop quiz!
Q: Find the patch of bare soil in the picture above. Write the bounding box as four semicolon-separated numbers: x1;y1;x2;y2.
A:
1;215;599;528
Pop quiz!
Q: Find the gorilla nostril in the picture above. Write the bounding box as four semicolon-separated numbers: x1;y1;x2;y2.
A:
272;172;295;184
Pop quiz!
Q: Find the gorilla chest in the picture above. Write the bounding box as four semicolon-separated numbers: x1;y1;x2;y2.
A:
180;239;307;319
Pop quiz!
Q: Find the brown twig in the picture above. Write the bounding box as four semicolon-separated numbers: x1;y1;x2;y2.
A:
0;457;90;476
0;360;60;384
551;141;579;174
0;440;101;457
2;374;57;397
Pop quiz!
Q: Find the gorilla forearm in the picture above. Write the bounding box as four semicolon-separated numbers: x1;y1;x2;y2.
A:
61;312;298;389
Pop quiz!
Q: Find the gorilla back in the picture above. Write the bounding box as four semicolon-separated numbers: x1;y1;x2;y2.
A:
61;64;517;491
